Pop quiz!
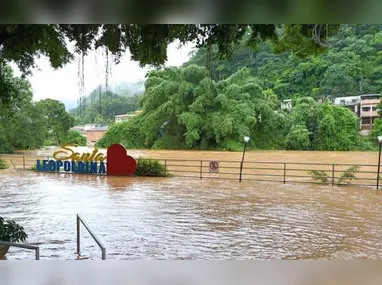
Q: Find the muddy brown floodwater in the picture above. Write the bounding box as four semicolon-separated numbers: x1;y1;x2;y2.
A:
1;148;382;260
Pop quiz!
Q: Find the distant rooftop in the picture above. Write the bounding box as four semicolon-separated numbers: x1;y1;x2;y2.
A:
115;114;133;118
86;126;108;131
334;94;380;99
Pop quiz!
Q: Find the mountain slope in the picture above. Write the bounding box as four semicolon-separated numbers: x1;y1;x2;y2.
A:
69;80;145;112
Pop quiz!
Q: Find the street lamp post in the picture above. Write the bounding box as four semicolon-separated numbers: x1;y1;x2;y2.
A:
239;136;250;182
377;136;382;189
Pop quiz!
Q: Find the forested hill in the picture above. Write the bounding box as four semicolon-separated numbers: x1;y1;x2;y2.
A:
69;81;144;124
69;91;141;125
70;80;144;111
184;24;382;99
96;24;382;152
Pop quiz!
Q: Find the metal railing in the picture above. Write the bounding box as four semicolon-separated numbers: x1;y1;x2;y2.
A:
154;159;382;188
76;214;106;260
1;154;382;188
0;240;40;260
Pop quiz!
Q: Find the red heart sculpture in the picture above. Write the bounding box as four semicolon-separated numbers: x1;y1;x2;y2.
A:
106;144;137;176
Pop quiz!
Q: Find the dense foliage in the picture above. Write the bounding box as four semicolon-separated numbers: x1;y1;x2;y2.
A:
0;24;339;108
0;217;28;243
96;25;382;151
2;24;382;153
0;66;75;153
186;24;382;99
135;158;168;177
97;64;374;151
0;66;45;153
96;116;145;149
286;98;362;151
36;99;74;145
62;130;86;146
70;91;141;125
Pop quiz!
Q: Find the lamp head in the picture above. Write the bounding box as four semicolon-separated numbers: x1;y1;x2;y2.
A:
378;136;382;143
244;136;250;143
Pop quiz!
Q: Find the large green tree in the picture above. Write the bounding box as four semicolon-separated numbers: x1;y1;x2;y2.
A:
286;98;361;151
0;66;45;153
36;99;75;145
97;65;365;152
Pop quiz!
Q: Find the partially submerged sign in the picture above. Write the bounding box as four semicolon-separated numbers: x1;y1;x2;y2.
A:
36;159;106;174
209;161;219;173
35;143;137;176
52;143;106;162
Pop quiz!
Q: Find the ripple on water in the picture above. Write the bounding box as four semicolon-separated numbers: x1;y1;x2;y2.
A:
1;172;382;260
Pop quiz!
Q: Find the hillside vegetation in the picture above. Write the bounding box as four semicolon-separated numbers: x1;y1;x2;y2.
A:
2;24;382;153
97;25;382;151
70;91;141;125
69;81;144;125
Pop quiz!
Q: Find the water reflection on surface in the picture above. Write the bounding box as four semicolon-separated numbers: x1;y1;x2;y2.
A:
1;169;382;260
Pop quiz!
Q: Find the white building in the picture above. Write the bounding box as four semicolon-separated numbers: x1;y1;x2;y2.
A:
115;110;143;123
280;99;293;111
333;95;361;106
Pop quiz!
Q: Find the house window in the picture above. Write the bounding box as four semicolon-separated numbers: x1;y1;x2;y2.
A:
362;107;371;112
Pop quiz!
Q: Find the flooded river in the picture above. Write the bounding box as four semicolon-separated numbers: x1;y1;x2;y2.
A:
1;148;382;260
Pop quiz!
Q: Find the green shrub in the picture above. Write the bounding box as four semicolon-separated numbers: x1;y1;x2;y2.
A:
0;159;8;169
221;139;244;151
44;139;56;146
63;130;87;146
135;158;168;177
308;170;329;183
308;165;360;185
337;165;360;184
369;118;382;139
96;117;146;149
0;217;28;243
96;123;123;148
354;136;378;151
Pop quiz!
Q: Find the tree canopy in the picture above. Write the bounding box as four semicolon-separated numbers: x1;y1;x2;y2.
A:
0;24;341;106
96;65;368;151
70;90;141;125
36;99;75;145
185;24;382;99
97;25;382;151
2;24;382;153
0;24;340;70
0;65;77;153
0;66;45;153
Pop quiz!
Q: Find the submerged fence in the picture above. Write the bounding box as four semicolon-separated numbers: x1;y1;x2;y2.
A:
0;154;381;188
155;159;380;188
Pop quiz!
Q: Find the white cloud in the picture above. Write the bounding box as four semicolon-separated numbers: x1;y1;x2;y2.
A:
10;41;195;102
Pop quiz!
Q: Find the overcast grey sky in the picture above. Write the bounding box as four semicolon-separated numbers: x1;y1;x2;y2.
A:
11;41;195;102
